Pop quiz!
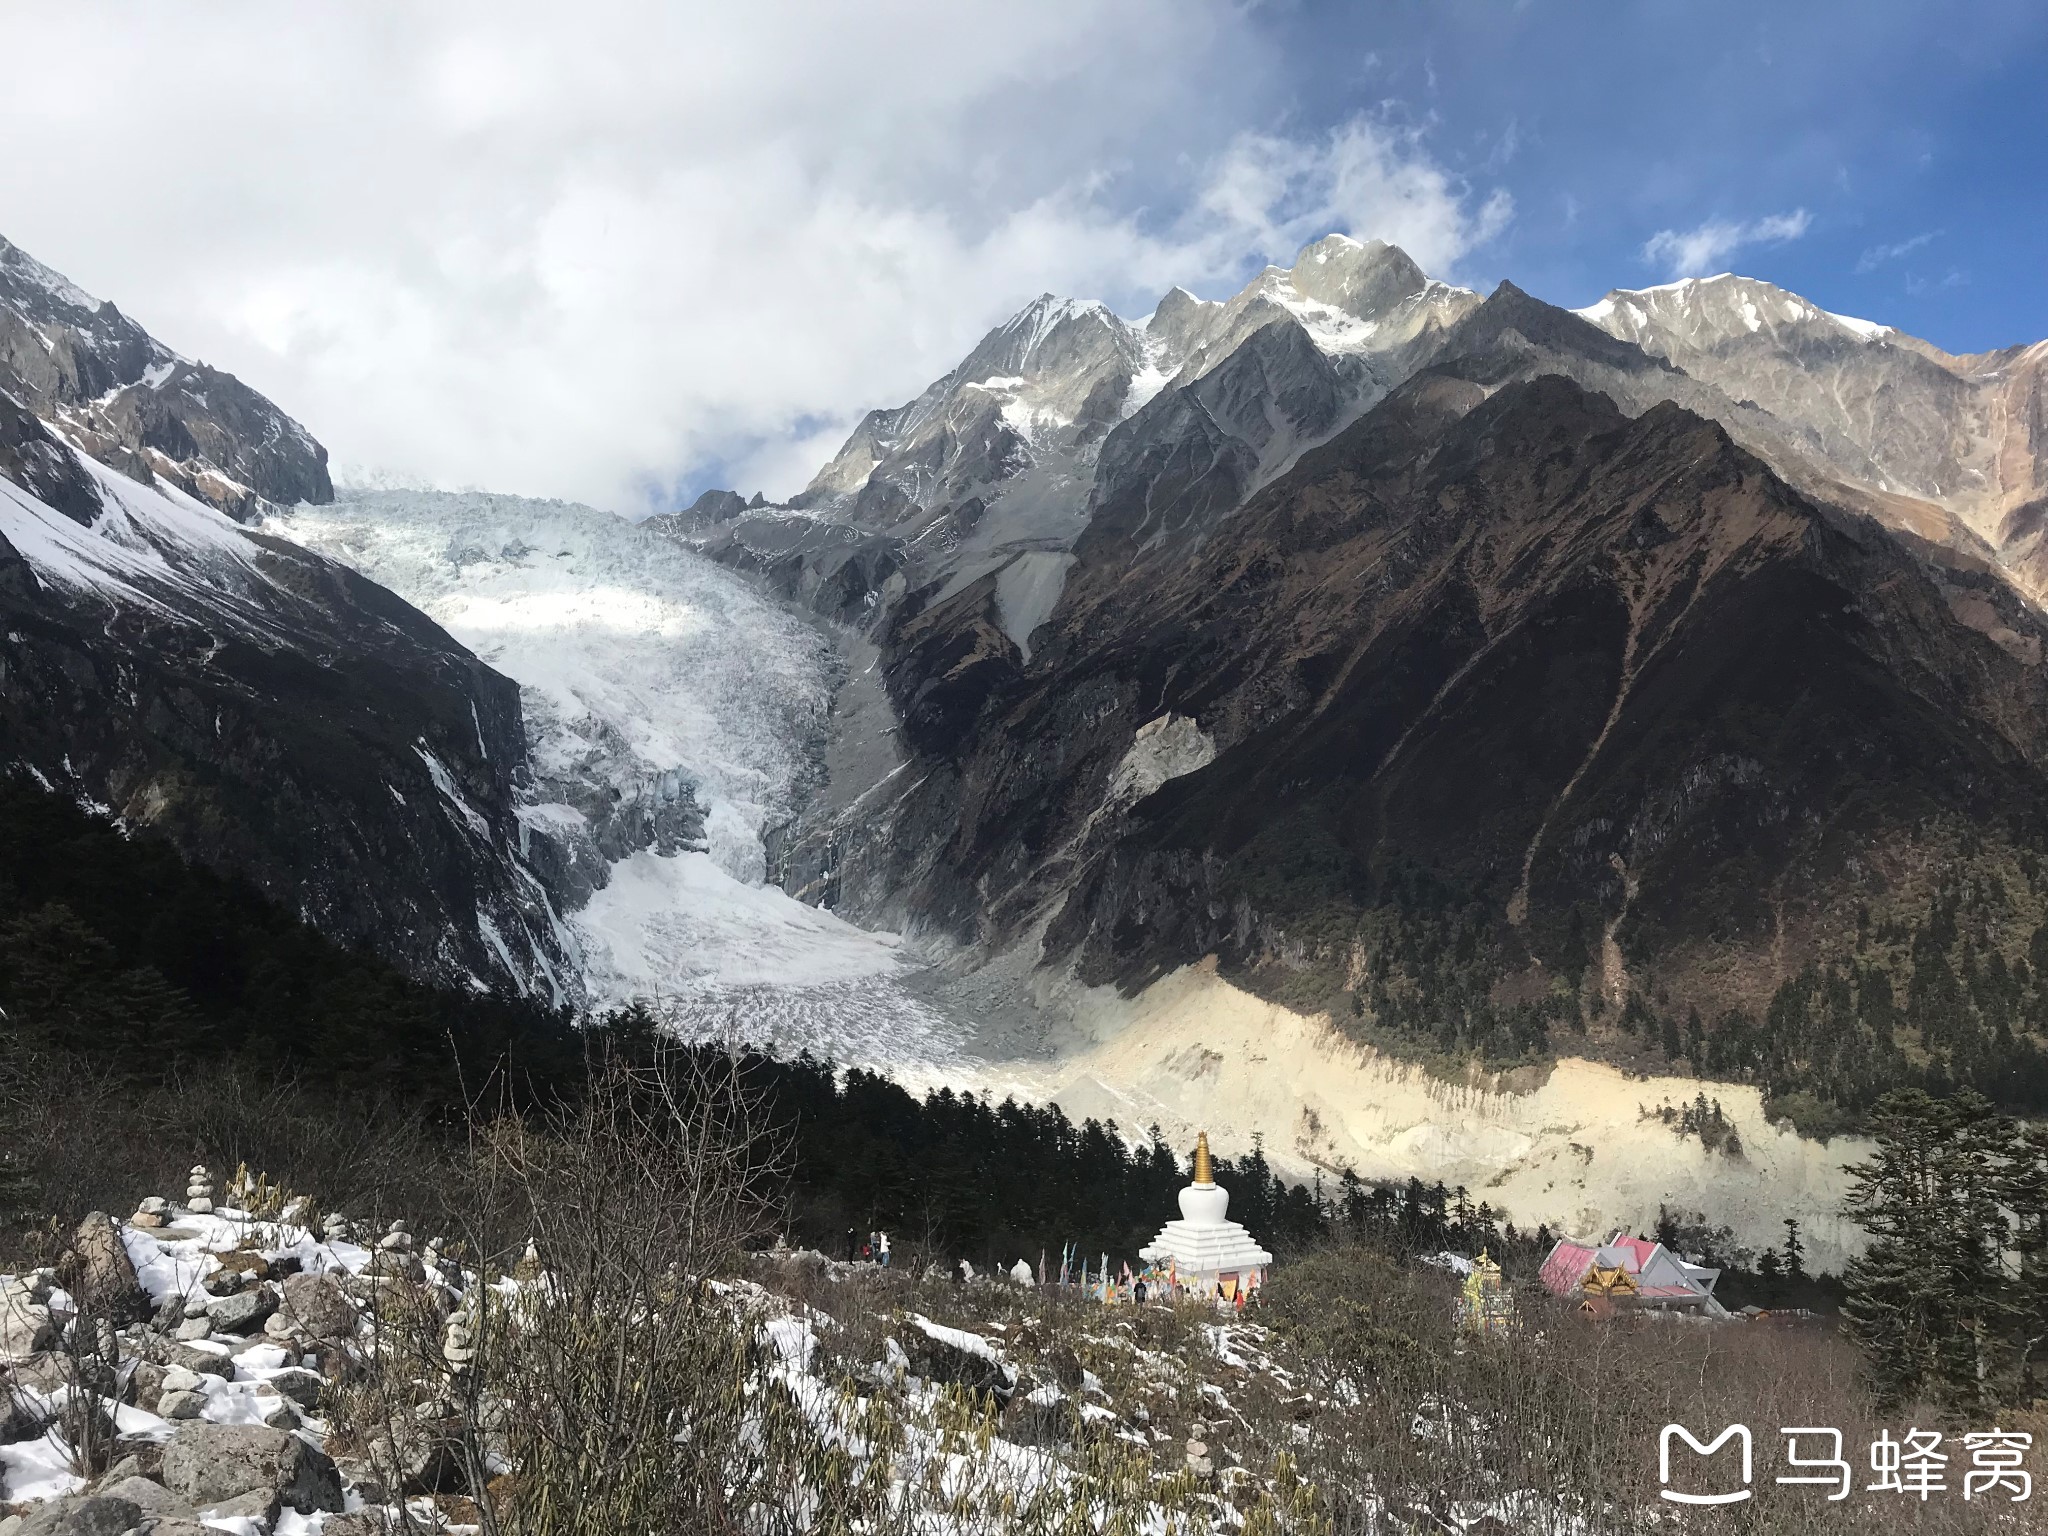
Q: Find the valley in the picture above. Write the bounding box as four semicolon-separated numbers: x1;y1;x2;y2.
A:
8;225;2048;1273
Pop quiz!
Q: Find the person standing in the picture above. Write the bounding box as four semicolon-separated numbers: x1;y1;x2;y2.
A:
879;1231;891;1268
845;1227;857;1264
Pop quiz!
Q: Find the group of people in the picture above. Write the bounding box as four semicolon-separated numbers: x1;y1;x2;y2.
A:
845;1227;891;1267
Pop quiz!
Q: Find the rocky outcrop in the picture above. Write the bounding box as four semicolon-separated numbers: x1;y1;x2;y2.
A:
0;396;570;996
0;234;331;519
159;1421;344;1515
58;1213;148;1326
1577;275;2048;601
667;236;1476;660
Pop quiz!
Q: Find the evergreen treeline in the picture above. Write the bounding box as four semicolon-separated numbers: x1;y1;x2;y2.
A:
740;1049;1527;1270
1304;851;2048;1136
1839;1087;2048;1413
0;775;1490;1271
0;776;586;1107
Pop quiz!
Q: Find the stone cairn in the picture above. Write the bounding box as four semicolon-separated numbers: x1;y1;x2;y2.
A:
423;1236;463;1289
443;1293;479;1377
185;1165;215;1215
130;1195;172;1230
322;1211;357;1245
377;1219;414;1254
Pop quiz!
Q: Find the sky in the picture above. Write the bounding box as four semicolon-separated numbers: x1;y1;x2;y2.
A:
2;1;2043;512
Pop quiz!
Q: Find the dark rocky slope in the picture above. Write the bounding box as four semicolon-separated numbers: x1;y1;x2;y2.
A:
833;288;2048;1113
0;395;566;997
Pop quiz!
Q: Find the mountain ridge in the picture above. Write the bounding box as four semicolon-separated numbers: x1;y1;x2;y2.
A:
0;235;332;519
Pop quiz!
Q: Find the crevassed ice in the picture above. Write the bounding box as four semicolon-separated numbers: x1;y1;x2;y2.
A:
273;487;829;880
268;489;971;1067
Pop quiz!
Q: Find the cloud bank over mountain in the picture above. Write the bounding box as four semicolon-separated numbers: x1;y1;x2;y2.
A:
0;2;1511;511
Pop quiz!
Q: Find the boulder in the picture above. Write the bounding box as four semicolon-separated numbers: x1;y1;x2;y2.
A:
260;1396;302;1430
279;1272;357;1341
367;1417;466;1494
155;1390;206;1420
263;1366;326;1411
0;1297;55;1362
199;1487;279;1525
59;1214;150;1326
905;1318;1017;1402
159;1421;343;1514
207;1288;276;1335
110;1438;164;1481
125;1359;167;1411
88;1454;140;1490
211;1252;270;1283
15;1496;143;1536
91;1477;190;1517
166;1344;230;1378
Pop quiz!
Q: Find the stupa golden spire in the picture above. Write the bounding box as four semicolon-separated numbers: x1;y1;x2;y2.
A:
1194;1131;1212;1185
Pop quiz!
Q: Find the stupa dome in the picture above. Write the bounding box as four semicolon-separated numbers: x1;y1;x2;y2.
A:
1139;1131;1274;1296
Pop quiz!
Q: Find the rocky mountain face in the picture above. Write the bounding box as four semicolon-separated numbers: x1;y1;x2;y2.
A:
0;241;570;999
665;242;2048;1115
0;234;332;519
1575;273;2048;597
860;315;2048;978
655;236;1474;655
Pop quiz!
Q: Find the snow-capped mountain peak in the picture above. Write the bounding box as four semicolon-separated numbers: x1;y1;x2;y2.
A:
1576;271;1897;353
0;232;331;518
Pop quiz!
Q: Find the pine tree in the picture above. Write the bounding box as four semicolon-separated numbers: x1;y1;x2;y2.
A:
0;1020;32;1234
2000;1123;2048;1397
1782;1217;1806;1282
1841;1089;2014;1411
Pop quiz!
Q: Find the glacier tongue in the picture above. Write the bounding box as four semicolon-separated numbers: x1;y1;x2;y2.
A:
266;488;966;1066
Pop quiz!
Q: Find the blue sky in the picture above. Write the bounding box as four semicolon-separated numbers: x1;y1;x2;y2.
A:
1241;0;2047;353
1;2;2041;508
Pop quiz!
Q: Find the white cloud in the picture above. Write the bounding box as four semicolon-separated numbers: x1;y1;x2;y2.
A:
1854;229;1941;273
0;2;1510;511
1641;208;1812;280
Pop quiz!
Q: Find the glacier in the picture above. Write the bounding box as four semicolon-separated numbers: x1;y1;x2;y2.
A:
266;487;966;1069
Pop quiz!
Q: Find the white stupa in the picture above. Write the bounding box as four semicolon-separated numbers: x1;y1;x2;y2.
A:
1139;1132;1274;1297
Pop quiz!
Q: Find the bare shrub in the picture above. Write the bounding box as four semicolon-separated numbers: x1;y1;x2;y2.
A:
0;1047;465;1263
349;1044;797;1536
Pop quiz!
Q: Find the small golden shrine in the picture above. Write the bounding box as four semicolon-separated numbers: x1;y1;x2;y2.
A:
1455;1249;1518;1337
1582;1261;1639;1298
